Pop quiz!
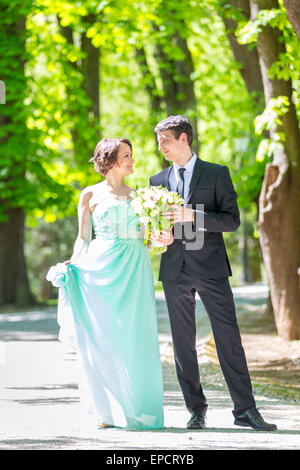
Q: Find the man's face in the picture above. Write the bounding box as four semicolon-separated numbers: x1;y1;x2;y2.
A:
156;130;186;161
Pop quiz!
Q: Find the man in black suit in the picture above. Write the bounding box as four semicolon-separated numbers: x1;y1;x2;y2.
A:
150;115;277;431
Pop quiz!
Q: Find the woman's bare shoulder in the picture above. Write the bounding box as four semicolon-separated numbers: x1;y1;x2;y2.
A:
79;183;104;204
81;182;104;196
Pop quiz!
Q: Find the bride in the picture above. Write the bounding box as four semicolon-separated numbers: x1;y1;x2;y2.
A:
47;138;165;429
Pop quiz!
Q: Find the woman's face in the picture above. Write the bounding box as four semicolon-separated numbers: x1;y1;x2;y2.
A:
115;142;134;175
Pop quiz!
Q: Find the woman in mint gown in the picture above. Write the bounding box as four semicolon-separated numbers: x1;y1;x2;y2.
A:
46;138;164;429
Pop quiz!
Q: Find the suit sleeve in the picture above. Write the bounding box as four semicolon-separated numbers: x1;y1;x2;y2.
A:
200;166;240;232
150;176;161;187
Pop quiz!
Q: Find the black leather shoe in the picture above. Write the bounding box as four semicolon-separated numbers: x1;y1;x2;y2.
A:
186;409;207;429
234;407;277;431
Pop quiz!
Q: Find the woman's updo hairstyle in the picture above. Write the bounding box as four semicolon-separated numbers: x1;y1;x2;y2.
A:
89;138;132;176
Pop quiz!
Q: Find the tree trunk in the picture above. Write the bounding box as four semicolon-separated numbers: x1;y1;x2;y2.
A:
81;14;100;124
240;209;252;283
154;22;200;155
81;17;100;159
135;46;165;164
222;0;265;105
57;14;100;161
57;19;82;157
251;0;300;340
221;0;268;289
283;0;300;41
0;12;35;308
136;46;163;115
0;209;34;308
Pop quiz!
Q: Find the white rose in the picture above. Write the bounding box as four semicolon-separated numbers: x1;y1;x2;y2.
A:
150;209;158;217
159;193;168;204
139;216;151;225
143;199;156;210
130;199;143;215
167;192;176;203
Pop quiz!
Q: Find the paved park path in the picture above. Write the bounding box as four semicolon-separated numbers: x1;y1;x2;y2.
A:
0;286;299;450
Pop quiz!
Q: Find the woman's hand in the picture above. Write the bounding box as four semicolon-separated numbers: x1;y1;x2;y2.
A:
149;226;174;246
63;260;72;265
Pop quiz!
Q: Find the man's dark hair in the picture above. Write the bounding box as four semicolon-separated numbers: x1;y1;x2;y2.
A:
154;115;193;147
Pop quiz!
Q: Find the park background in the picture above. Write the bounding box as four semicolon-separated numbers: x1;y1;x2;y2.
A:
1;0;300;341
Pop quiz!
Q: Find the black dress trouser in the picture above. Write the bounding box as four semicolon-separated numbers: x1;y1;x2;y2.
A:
162;267;256;415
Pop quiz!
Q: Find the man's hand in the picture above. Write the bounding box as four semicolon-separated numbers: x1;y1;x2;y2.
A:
162;204;195;224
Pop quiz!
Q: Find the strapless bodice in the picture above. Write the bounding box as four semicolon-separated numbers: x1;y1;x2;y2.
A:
91;198;143;241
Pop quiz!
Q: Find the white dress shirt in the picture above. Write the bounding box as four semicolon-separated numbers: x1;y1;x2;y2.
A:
168;153;197;205
168;153;206;227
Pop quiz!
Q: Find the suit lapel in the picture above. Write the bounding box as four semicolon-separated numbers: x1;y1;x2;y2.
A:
162;165;172;191
187;157;205;203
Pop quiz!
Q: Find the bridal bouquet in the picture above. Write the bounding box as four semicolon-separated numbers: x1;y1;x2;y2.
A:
129;185;184;254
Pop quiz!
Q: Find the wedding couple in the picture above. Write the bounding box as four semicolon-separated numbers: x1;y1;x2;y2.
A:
47;115;277;432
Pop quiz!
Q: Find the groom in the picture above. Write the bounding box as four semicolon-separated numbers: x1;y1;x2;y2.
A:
149;115;277;431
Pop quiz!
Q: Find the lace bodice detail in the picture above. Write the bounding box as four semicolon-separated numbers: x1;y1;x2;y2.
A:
91;198;143;241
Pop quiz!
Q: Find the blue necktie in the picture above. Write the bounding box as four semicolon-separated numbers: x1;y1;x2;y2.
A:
177;168;186;199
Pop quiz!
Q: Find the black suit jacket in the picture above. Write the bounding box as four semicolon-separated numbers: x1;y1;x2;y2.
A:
149;157;240;281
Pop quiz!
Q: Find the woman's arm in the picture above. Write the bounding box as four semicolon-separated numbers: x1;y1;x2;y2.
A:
65;189;93;264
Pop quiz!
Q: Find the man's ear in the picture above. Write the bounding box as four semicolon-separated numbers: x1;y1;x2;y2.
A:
180;132;188;144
